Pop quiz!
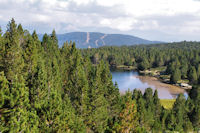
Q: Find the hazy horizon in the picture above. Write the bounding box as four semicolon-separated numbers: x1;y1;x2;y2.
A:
1;0;200;42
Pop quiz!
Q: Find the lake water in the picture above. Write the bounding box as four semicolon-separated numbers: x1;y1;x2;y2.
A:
111;70;187;99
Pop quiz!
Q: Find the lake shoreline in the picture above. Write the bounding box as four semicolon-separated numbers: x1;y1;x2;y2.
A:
111;67;188;99
111;65;192;91
136;75;185;98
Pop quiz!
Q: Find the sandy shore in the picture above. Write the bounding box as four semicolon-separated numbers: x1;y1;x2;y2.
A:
136;75;185;96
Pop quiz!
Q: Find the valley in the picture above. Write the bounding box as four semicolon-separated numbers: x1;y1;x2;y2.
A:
0;19;199;133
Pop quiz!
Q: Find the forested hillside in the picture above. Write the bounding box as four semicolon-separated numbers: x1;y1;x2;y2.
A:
38;32;162;48
82;42;200;84
0;19;200;132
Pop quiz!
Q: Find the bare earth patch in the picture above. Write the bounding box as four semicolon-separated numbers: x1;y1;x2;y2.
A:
136;76;185;97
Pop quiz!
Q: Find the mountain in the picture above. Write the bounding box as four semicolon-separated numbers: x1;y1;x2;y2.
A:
39;32;163;48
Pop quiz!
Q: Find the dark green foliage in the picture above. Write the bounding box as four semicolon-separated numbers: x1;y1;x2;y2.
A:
3;18;24;82
0;19;200;132
138;58;150;70
188;66;198;84
117;91;138;132
153;90;162;121
170;68;181;83
82;42;200;84
189;86;200;130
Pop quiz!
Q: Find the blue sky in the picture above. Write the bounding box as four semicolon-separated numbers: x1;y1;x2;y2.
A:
1;0;200;42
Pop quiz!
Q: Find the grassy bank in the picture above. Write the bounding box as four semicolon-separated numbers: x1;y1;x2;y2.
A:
113;65;137;70
160;99;176;109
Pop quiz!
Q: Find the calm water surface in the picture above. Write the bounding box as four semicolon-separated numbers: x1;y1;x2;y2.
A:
111;70;187;99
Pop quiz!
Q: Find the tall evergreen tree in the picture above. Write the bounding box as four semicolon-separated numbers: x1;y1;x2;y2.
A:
0;26;4;72
117;91;138;132
188;66;198;84
0;72;39;132
170;68;181;83
153;90;162;120
3;18;24;82
189;87;200;130
143;88;155;130
89;61;110;132
172;93;191;132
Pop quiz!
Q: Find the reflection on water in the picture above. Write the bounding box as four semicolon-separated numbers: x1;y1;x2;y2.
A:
111;70;187;99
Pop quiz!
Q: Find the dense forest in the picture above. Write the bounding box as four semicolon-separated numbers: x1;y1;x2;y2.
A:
0;19;200;132
82;42;200;84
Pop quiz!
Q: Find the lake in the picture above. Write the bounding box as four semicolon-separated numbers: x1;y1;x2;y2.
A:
111;70;187;99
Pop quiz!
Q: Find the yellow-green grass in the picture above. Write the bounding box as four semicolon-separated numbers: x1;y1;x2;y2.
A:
160;99;176;110
115;65;136;70
150;66;166;71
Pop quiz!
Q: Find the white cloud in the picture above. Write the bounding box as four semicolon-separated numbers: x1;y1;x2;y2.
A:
0;0;200;41
100;18;137;31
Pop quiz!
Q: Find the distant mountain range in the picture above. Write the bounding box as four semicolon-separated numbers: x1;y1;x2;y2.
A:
39;32;163;48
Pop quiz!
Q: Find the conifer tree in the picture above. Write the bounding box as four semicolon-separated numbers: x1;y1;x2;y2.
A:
143;88;155;129
0;72;39;132
138;58;150;70
172;94;189;132
160;110;169;130
117;91;138;132
3;18;24;82
101;61;121;119
166;62;175;75
60;94;86;132
0;26;4;72
153;90;162;120
89;61;109;132
0;72;10;132
189;87;200;130
166;112;176;131
22;34;39;106
188;66;198;84
197;65;200;84
170;68;181;83
61;43;90;129
180;62;188;79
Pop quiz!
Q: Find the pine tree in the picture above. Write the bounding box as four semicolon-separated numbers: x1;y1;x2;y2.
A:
91;94;109;132
32;30;41;50
133;90;146;129
172;94;187;131
0;72;10;132
101;61;121;119
61;43;90;128
42;87;63;132
3;19;24;82
160;109;169;130
60;94;86;132
89;61;110;132
180;62;188;79
170;68;181;84
0;26;4;72
138;58;150;70
68;48;89;115
0;72;39;132
197;65;200;84
51;29;58;44
189;87;200;130
143;88;155;129
117;91;138;132
23;34;39;106
166;112;176;131
166;62;175;75
153;90;162;121
188;66;198;84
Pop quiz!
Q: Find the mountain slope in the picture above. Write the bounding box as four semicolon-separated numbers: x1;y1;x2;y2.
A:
39;32;163;48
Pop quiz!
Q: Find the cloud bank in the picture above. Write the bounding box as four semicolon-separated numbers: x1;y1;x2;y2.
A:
0;0;200;41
